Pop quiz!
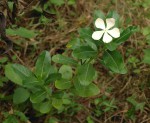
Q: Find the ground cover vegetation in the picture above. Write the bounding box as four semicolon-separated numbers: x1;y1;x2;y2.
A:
0;0;150;123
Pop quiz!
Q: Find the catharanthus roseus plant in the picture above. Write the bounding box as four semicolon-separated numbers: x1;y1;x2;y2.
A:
5;10;136;114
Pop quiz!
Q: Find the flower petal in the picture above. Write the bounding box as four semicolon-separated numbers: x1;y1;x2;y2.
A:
103;32;113;43
107;28;120;38
95;18;105;29
106;18;115;29
92;31;104;40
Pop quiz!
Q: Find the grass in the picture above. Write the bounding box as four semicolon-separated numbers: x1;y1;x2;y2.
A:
0;0;150;123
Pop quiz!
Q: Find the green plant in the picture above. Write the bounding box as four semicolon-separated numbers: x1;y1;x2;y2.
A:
142;27;150;65
4;10;136;114
2;110;28;123
32;0;76;25
126;96;145;120
92;95;117;117
143;49;150;64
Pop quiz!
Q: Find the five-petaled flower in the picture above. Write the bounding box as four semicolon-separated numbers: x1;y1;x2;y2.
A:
92;18;120;43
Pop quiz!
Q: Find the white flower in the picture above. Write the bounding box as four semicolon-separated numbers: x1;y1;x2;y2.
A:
92;18;120;43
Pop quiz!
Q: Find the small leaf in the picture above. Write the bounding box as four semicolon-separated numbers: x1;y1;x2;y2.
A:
0;57;8;64
143;49;150;64
74;78;100;97
93;10;105;20
6;27;37;39
105;40;118;51
39;101;52;113
5;63;33;85
52;98;63;110
14;111;28;122
55;79;71;90
142;27;150;36
115;26;137;45
127;96;138;106
30;90;47;103
68;0;76;5
49;66;58;74
13;87;30;104
8;2;14;12
77;64;96;86
142;0;150;8
52;54;78;66
106;26;137;51
5;64;22;85
23;76;43;88
102;50;127;74
45;73;62;84
67;38;81;50
72;46;97;59
50;0;65;6
12;64;33;80
3;115;19;123
35;51;51;79
48;117;59;123
87;116;94;123
78;27;98;50
59;65;72;80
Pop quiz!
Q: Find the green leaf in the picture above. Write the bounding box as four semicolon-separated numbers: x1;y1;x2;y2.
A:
45;73;62;84
115;26;137;45
0;57;8;64
6;27;37;39
55;79;71;90
87;116;94;123
30;90;47;103
72;46;97;59
93;10;105;20
127;96;145;111
142;27;150;36
14;111;28;122
50;0;65;6
59;65;72;80
74;78;100;97
105;42;118;51
106;26;137;51
12;64;33;80
13;87;30;104
3;115;19;123
5;63;33;85
102;50;127;74
68;0;76;5
77;64;96;86
142;0;150;8
52;54;78;66
48;117;59;123
143;49;150;64
5;64;22;85
49;66;58;74
35;51;51;79
23;76;43;88
78;27;98;50
52;98;63;110
8;2;14;12
39;101;52;113
67;38;81;50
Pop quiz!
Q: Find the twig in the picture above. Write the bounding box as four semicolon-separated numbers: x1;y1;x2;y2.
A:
104;110;128;123
11;49;25;65
119;76;132;93
141;118;150;123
